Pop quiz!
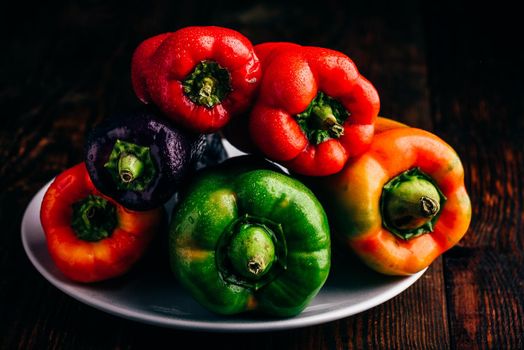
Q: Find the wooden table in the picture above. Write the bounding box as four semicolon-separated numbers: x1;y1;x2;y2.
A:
1;1;522;348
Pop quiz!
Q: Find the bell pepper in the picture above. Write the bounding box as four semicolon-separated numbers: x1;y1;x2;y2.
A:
40;163;163;282
169;156;331;317
308;126;471;275
85;109;206;211
249;42;380;176
131;26;261;133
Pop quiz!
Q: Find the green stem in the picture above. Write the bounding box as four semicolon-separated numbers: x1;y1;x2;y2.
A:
381;168;447;240
295;91;349;144
312;105;337;128
182;60;232;108
71;195;117;242
118;153;144;183
198;77;217;105
216;214;287;290
104;139;156;192
228;225;275;279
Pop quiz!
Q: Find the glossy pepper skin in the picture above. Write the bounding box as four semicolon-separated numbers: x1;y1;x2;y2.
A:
169;156;331;317
131;26;261;133
222;43;298;154
85;109;205;211
40;163;163;282
249;42;380;176
308;125;471;275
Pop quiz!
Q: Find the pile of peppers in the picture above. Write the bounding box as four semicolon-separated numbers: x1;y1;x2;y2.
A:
39;25;471;318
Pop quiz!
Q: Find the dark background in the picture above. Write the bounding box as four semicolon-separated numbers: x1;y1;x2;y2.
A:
1;0;523;349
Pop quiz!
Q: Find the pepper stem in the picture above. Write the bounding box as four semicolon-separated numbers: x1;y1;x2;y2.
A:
228;225;275;280
182;60;232;108
295;91;348;144
312;105;336;127
216;214;287;290
118;153;144;183
104;139;156;192
420;196;440;217
198;76;217;106
71;195;117;242
381;168;446;240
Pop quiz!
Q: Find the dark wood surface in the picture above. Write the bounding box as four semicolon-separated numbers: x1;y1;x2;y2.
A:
1;1;523;349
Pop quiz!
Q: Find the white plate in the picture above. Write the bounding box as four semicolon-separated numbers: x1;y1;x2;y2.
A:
21;140;425;332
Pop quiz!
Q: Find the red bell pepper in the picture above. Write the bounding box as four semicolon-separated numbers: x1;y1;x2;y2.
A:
131;26;261;133
40;163;163;282
249;42;380;176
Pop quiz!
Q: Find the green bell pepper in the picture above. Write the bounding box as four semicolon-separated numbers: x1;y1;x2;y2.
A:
169;157;331;317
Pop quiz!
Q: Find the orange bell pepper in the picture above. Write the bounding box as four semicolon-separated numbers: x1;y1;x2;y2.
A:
40;163;163;282
310;124;471;275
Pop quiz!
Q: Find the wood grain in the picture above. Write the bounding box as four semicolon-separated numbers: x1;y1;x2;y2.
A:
424;2;524;348
1;0;523;349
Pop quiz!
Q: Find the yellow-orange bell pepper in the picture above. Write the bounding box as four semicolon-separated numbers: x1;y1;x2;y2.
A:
309;121;471;275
